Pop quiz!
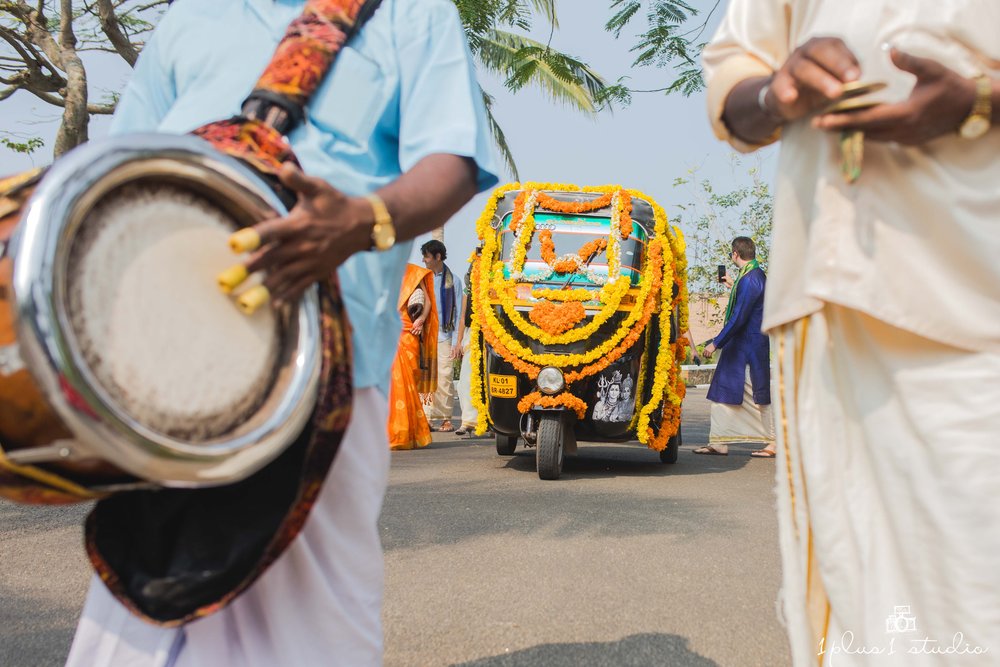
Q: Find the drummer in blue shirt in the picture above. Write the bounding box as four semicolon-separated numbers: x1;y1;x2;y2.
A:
65;1;499;666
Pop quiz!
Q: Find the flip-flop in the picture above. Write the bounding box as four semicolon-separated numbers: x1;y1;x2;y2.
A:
751;449;776;458
693;446;728;456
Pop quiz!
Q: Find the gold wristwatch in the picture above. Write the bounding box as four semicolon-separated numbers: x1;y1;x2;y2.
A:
959;74;992;140
365;193;396;251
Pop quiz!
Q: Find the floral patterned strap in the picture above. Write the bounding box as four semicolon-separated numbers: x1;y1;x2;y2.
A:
193;0;381;176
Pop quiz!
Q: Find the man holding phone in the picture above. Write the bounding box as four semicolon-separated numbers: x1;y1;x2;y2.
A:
703;1;1000;663
694;237;773;458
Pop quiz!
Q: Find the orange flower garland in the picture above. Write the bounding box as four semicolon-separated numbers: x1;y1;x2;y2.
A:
539;230;607;274
528;301;587;335
535;190;613;214
517;392;588;420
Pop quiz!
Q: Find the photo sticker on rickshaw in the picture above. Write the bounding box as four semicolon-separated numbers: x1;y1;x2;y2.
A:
489;374;517;398
594;370;636;422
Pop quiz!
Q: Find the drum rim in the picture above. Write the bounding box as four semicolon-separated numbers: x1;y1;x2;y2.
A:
7;134;322;487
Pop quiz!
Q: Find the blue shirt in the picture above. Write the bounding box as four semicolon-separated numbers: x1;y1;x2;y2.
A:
109;0;500;394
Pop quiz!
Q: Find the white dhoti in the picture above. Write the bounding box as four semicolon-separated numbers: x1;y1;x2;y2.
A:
424;337;455;423
456;328;479;429
65;388;391;667
772;306;1000;666
709;367;776;446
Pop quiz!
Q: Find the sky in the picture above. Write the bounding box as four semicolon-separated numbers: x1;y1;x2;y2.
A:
0;1;776;267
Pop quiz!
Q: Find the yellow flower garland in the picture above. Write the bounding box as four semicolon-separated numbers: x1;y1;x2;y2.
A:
469;182;689;446
530;287;595;302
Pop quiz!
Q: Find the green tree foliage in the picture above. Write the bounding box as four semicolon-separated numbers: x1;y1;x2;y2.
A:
672;157;772;326
604;0;722;100
459;0;613;177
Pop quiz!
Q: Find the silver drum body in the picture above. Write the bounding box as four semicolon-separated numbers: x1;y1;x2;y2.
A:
4;134;321;488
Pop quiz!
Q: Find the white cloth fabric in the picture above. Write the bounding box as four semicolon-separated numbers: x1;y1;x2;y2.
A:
65;388;391;667
709;367;775;446
702;0;1000;354
425;338;455;423
456;328;479;429
771;306;1000;667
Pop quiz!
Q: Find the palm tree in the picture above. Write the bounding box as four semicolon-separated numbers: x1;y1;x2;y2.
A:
455;0;612;178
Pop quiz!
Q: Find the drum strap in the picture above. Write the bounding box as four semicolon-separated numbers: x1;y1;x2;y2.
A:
192;0;384;180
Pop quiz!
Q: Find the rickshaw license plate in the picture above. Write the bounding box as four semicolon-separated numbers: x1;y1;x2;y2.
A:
489;374;517;398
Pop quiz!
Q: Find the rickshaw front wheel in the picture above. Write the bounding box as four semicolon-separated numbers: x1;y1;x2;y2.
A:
659;425;682;464
536;413;566;480
495;433;518;456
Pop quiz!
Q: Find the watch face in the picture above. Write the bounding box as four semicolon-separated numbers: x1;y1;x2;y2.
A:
961;115;990;139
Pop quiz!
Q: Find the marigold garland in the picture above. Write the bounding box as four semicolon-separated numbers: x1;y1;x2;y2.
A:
530;287;595;302
528;301;587;335
517;392;588;420
535;190;612;214
469;182;689;447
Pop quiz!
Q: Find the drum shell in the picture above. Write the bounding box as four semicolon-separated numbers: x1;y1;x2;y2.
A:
1;174;124;491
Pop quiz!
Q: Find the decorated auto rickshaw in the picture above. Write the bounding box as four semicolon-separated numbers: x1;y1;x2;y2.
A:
467;182;689;480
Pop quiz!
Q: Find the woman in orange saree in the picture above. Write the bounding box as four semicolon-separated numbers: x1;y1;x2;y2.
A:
388;263;439;450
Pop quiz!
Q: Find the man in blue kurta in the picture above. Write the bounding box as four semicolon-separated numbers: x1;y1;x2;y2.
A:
64;1;499;666
695;237;775;457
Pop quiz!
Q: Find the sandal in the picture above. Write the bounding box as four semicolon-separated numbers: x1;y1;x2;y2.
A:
454;427;469;436
751;449;776;458
693;445;728;456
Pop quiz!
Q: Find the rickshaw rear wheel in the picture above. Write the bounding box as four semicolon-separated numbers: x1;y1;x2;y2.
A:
659;425;681;464
495;433;518;456
536;413;565;480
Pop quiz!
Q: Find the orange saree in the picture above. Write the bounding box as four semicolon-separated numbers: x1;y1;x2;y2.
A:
388;264;438;450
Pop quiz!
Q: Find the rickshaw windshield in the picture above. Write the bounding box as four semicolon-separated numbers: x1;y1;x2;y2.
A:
497;212;648;286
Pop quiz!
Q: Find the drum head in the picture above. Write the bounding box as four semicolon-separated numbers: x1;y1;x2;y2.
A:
64;182;280;441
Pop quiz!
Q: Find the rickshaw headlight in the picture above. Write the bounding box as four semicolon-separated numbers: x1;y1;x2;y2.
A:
537;367;565;395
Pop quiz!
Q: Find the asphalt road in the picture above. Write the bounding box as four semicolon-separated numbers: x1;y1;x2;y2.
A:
1;388;791;666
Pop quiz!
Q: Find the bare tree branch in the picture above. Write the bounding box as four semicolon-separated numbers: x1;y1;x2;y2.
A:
94;0;136;64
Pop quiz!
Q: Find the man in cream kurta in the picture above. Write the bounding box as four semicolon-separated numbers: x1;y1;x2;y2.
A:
703;2;1000;665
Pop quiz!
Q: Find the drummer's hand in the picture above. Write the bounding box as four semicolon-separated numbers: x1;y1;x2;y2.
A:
246;163;373;307
767;37;862;122
813;49;979;145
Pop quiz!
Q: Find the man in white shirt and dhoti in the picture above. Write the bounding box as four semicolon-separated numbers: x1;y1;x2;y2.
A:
703;1;1000;665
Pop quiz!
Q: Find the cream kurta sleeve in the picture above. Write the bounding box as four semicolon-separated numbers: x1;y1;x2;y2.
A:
701;0;793;153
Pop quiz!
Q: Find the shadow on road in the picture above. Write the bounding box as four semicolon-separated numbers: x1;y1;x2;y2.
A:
498;444;751;479
448;633;718;667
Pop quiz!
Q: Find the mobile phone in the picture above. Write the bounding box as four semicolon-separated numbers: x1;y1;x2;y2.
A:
717;265;726;283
